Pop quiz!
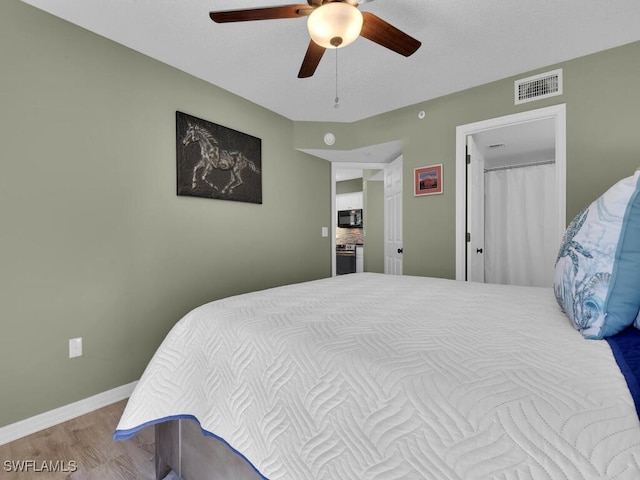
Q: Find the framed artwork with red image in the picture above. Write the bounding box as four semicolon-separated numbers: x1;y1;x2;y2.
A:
414;164;443;196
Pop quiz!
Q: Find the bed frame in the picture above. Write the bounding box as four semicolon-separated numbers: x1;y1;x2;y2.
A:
155;419;262;480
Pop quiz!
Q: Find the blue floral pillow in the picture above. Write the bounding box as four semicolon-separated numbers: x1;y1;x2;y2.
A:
554;169;640;339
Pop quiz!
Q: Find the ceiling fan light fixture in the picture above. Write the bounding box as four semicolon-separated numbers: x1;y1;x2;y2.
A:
307;2;363;49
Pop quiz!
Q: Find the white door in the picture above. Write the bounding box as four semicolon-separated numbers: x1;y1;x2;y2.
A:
466;136;485;282
384;156;403;275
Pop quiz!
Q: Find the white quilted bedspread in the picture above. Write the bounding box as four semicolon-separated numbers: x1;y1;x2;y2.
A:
115;273;640;479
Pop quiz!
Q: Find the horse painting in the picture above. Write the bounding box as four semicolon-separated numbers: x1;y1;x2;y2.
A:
182;123;260;196
176;112;262;203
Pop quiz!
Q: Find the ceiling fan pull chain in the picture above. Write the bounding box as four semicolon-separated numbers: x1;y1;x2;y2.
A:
334;47;340;109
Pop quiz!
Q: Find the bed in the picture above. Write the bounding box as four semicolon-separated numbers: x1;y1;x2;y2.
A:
114;273;640;479
115;170;640;479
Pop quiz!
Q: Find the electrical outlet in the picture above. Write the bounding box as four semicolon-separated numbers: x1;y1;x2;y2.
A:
69;337;82;358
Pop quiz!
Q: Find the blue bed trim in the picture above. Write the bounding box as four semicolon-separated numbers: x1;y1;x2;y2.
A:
114;415;268;480
606;326;640;419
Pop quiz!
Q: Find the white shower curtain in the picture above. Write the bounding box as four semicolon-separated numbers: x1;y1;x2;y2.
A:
484;162;556;287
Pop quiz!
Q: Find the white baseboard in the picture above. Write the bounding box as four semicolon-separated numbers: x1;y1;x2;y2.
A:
0;381;137;446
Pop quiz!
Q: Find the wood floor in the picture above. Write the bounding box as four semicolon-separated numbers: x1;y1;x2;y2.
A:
0;400;155;480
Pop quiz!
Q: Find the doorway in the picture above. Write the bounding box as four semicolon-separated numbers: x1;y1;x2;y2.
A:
455;104;567;284
332;157;403;277
332;161;386;276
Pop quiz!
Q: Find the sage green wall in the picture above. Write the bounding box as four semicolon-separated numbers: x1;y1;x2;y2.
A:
336;178;362;195
297;41;640;280
363;171;384;273
0;0;330;427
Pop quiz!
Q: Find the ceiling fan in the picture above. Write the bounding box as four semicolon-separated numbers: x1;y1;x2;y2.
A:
209;0;421;78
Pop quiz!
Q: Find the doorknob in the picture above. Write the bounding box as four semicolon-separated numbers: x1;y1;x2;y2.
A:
397;248;403;254
476;248;483;253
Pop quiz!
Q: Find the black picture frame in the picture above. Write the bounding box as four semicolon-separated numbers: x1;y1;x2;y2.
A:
176;111;262;204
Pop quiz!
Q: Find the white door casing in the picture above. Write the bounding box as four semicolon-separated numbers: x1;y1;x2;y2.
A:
466;136;485;282
332;161;390;277
455;104;566;281
384;155;403;275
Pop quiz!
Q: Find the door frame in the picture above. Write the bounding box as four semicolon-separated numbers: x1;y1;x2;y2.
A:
332;161;390;277
466;135;485;282
454;104;567;281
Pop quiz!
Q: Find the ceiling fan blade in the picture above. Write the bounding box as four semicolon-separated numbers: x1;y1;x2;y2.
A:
298;41;326;78
210;5;313;23
360;12;421;57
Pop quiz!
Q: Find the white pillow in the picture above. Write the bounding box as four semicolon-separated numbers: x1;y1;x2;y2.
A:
554;169;640;339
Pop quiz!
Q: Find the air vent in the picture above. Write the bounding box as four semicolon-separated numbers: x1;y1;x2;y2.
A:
515;69;562;105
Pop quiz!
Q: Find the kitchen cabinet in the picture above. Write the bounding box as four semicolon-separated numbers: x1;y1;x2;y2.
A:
336;192;363;211
356;246;364;273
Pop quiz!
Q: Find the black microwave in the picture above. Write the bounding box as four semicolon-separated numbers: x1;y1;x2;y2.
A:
338;209;363;228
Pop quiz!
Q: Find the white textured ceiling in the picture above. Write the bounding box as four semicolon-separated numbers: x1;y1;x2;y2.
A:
21;0;640;124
